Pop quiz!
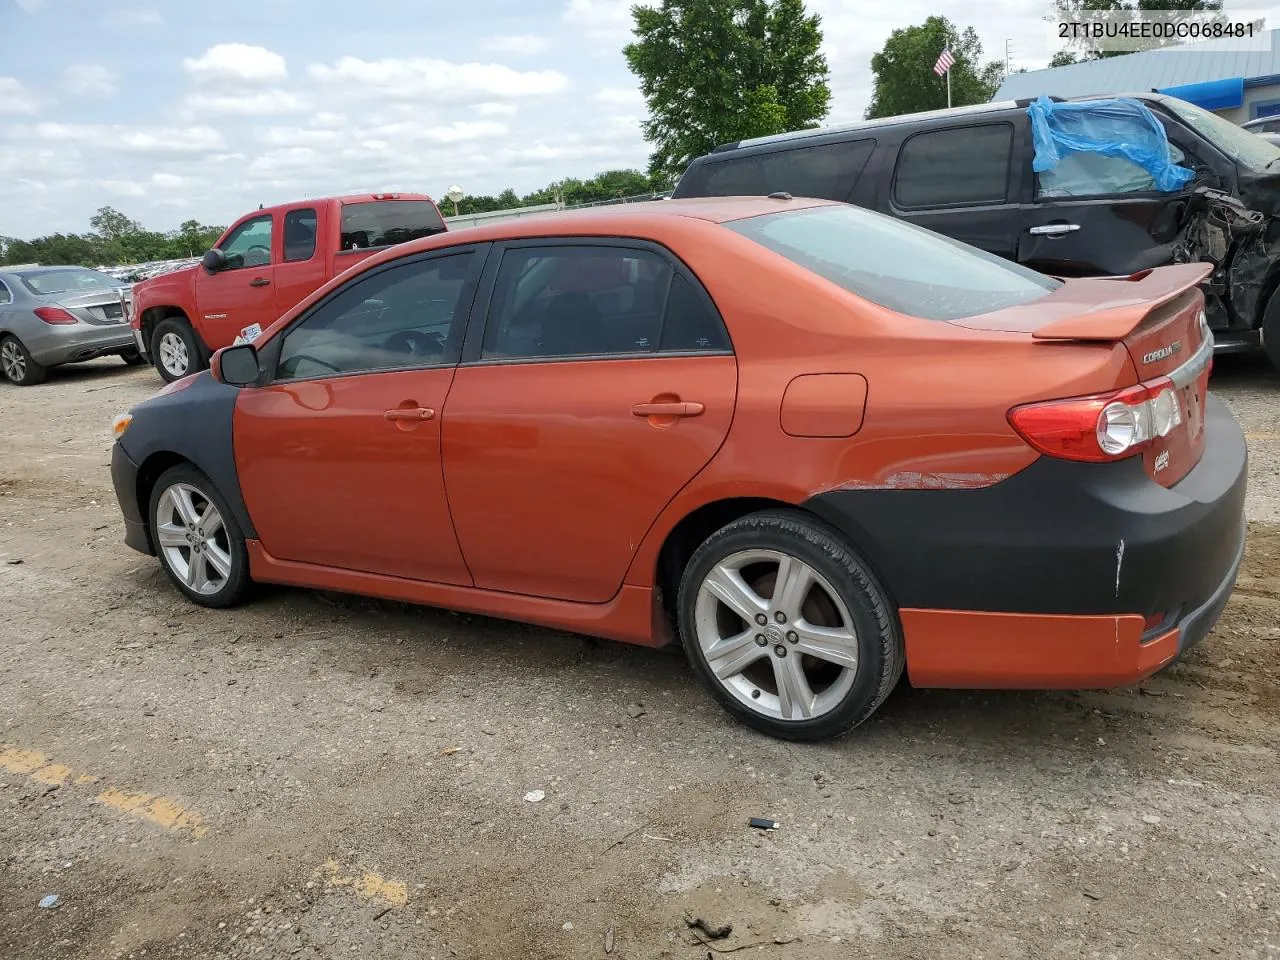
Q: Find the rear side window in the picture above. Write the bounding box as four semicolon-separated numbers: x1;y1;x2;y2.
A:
725;204;1060;321
481;246;730;360
340;201;446;251
283;208;318;262
0;280;10;304
894;124;1013;208
677;140;874;201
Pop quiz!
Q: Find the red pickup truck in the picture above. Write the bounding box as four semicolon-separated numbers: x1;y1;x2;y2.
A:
129;193;448;381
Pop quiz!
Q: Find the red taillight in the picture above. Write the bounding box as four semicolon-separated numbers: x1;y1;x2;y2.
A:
1010;378;1185;463
34;307;78;325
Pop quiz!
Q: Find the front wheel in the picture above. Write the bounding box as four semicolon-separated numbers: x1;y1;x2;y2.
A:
151;318;204;383
677;510;904;741
1262;288;1280;373
149;464;251;608
0;335;47;386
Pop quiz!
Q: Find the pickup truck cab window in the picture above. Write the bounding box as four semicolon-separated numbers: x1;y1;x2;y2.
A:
340;200;446;251
219;215;273;269
283;209;318;263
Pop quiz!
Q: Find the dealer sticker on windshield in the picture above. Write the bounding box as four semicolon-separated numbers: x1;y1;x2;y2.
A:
232;323;263;346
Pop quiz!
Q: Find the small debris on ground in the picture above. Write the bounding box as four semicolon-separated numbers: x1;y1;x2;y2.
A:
5;559;22;566
38;895;61;910
627;704;646;719
524;790;546;803
685;915;732;940
562;921;574;931
1083;890;1104;901
604;926;615;953
748;817;779;830
1142;815;1162;825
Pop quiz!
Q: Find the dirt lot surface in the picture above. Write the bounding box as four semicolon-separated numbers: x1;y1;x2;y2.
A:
1;356;1278;960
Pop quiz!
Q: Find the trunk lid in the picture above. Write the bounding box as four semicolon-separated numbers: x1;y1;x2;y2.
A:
953;263;1214;487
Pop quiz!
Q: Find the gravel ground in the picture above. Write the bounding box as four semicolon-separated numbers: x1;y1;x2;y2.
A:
0;355;1277;960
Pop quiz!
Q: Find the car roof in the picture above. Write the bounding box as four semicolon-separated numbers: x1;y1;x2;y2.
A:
2;264;101;273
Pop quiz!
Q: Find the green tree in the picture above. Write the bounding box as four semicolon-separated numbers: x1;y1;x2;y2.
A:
1053;0;1226;59
624;0;831;182
1048;49;1081;67
88;205;140;243
866;16;1004;119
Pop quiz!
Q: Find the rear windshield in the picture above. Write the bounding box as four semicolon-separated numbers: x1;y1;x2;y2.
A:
340;200;446;251
17;268;120;296
724;204;1061;321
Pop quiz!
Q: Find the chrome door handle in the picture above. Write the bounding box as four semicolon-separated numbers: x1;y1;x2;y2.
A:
384;407;436;421
249;277;271;287
632;401;704;417
1028;223;1081;236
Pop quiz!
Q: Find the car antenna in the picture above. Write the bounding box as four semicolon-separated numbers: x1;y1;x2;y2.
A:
767;191;792;200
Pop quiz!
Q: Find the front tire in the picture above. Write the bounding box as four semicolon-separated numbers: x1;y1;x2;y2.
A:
1262;288;1280;373
149;464;251;609
0;335;47;386
677;510;904;741
151;318;204;383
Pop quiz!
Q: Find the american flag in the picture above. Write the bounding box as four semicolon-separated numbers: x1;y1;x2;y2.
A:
933;48;955;77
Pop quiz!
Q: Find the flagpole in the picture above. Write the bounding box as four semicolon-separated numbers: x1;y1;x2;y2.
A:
947;63;952;108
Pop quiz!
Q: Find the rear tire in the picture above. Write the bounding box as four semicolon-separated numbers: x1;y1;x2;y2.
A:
148;464;251;609
0;335;47;386
120;348;146;367
1262;288;1280;374
677;509;904;742
151;317;204;383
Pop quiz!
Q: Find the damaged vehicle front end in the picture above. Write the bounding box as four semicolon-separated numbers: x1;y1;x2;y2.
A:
1027;94;1280;370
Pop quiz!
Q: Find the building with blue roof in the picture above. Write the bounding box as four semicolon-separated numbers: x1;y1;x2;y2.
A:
994;28;1280;124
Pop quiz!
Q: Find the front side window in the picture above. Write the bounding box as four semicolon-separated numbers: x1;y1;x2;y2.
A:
218;215;273;270
1037;139;1191;198
725;204;1060;321
894;124;1013;208
481;246;729;361
283;208;318;263
276;253;475;380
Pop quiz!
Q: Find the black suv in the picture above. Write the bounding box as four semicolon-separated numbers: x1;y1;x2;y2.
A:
671;93;1280;370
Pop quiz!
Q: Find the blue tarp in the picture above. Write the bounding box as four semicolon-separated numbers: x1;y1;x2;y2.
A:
1027;95;1195;193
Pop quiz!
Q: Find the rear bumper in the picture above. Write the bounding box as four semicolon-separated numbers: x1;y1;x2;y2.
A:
805;393;1248;687
110;442;152;555
29;325;136;366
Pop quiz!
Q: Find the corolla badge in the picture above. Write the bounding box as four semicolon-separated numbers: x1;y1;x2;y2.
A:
1143;342;1182;364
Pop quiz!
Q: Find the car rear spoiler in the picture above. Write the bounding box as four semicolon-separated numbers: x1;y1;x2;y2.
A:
1031;262;1213;341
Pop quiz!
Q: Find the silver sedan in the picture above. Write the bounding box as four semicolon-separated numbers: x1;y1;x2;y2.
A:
0;266;143;386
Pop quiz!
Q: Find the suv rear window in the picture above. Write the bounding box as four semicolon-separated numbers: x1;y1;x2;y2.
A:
675;140;874;201
725;204;1060;321
894;124;1013;208
340;201;446;251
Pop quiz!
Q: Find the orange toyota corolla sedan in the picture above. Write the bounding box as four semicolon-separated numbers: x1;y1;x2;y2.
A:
109;197;1247;741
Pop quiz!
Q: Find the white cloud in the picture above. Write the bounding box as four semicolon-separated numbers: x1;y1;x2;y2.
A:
594;86;643;107
258;126;345;147
96;179;148;198
562;0;636;46
0;76;41;114
64;64;117;98
31;122;228;155
14;0;44;10
182;89;306;117
475;102;518;116
481;34;550;55
310;111;347;128
307;56;568;103
151;173;187;188
183;43;288;85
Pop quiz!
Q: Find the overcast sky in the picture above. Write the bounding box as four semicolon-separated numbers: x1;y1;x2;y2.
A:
0;0;1241;239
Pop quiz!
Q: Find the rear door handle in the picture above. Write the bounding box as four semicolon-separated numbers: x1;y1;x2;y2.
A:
384;407;436;421
632;401;704;417
249;277;271;287
1028;223;1081;236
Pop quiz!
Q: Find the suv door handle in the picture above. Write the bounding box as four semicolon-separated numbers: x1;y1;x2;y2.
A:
1028;223;1081;236
384;407;436;421
632;401;704;417
249;277;272;287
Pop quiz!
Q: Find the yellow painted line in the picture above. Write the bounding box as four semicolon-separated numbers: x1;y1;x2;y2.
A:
0;743;207;838
316;859;408;908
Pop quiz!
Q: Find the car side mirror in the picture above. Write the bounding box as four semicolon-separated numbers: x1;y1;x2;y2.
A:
212;344;261;386
202;248;228;273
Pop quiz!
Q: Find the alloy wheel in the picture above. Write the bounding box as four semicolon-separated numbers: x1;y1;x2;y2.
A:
1;340;26;382
158;332;189;378
154;482;234;596
694;548;859;722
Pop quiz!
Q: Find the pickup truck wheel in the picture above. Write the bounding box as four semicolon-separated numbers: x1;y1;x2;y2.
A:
1263;288;1280;373
151;318;204;382
120;348;146;367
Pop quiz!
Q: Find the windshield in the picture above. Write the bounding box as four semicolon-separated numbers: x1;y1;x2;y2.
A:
1163;97;1280;170
340;200;446;251
724;204;1061;321
17;268;120;296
